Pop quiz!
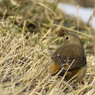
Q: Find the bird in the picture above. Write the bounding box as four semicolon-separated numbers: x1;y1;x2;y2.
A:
49;29;87;82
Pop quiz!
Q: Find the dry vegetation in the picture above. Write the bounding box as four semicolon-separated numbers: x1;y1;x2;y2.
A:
0;0;95;95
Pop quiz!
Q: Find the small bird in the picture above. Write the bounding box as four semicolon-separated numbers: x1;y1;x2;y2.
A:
49;29;87;82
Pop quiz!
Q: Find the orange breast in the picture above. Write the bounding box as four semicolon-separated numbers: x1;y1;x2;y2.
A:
49;61;60;75
49;61;86;82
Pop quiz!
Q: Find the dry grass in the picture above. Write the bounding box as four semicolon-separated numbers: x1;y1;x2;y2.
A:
0;0;95;95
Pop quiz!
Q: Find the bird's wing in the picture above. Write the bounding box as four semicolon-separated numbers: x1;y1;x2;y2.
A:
70;56;86;70
51;54;68;68
52;54;86;70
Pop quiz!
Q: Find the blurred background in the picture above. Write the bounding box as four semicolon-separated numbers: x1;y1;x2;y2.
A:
60;0;95;7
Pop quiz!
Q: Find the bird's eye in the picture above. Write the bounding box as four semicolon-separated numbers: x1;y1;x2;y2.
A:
65;36;70;40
